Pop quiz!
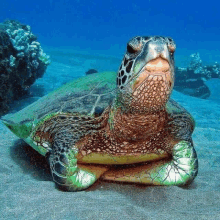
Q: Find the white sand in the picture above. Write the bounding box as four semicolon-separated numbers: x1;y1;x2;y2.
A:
1;54;220;220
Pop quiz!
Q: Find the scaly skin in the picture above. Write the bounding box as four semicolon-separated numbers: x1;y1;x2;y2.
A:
49;143;109;191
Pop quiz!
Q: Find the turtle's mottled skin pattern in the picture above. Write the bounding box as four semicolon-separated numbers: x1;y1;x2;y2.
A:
2;36;198;191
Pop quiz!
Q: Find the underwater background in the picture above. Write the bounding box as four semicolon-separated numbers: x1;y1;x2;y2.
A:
2;0;220;66
1;1;220;219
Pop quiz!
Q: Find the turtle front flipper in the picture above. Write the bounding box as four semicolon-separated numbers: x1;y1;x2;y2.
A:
102;140;198;186
49;138;108;191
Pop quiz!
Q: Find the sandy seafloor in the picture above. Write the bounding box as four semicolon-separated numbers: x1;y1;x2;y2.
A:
0;50;220;220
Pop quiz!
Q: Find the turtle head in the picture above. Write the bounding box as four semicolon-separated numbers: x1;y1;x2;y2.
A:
116;36;176;113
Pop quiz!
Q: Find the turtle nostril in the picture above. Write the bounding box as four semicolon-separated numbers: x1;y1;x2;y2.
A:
156;46;164;53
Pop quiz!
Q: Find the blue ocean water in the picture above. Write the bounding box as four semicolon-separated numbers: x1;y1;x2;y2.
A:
1;2;220;219
2;0;220;66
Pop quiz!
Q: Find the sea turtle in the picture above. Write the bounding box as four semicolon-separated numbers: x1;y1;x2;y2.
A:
2;36;198;191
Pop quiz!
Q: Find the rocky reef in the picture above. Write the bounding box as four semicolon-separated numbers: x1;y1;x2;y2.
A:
85;68;98;75
0;20;50;116
175;53;220;99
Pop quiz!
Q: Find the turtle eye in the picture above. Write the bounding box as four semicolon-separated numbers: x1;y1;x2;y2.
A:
127;44;140;55
167;37;176;53
126;36;143;56
168;44;176;54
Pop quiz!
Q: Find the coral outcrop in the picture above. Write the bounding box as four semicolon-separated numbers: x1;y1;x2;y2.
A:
175;53;220;98
0;20;50;116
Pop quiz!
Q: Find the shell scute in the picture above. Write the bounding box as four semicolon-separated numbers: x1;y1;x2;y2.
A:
1;72;117;156
2;71;116;126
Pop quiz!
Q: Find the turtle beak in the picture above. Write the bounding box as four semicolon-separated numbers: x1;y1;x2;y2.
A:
133;57;171;90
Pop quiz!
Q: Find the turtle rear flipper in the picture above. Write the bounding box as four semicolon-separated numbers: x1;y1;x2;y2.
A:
49;137;108;191
1;118;33;139
102;140;198;186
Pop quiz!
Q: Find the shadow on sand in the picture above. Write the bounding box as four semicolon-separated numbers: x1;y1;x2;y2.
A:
10;139;52;181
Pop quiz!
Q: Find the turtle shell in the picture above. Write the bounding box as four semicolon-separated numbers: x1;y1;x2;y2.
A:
2;70;194;157
1;71;117;155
